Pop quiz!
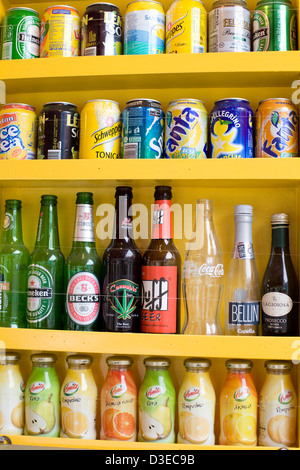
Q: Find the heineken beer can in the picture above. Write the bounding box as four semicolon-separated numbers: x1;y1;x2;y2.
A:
0;7;40;60
253;0;297;51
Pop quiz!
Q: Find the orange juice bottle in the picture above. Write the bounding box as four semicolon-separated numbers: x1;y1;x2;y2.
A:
219;359;258;446
0;351;24;434
258;360;297;447
61;354;97;439
100;356;137;441
178;358;216;445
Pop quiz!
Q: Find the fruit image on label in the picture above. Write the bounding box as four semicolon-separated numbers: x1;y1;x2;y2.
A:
25;392;56;435
139;396;172;441
26;265;53;323
62;410;89;438
267;415;296;446
223;412;256;445
67;272;100;326
180;413;210;444
103;408;135;440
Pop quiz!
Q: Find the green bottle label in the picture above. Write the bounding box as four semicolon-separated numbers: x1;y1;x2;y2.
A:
26;264;53;323
107;279;139;321
0;265;10;313
253;11;269;51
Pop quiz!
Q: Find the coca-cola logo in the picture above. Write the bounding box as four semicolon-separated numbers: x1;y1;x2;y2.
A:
199;263;224;277
184;387;201;402
146;386;162;400
29;381;45;395
63;381;79;396
278;390;293;405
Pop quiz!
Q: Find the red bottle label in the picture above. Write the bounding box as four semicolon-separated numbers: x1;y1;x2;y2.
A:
141;265;177;333
152;200;173;239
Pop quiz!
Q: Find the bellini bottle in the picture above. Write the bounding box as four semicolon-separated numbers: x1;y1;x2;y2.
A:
0;199;29;328
261;213;299;336
224;205;260;336
26;195;65;329
103;186;142;332
64;192;102;331
141;186;181;334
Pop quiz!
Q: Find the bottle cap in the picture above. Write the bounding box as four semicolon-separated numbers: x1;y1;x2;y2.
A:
184;358;211;370
115;186;133;198
144;356;170;369
41;195;58;205
0;351;20;365
265;360;293;371
154;186;172;200
271;213;289;225
66;354;93;366
226;359;253;370
30;353;57;365
106;355;133;367
234;205;253;216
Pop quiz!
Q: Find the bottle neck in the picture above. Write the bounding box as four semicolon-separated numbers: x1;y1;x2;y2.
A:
112;195;133;242
35;203;60;249
271;225;290;251
233;216;254;259
0;206;24;245
73;203;95;246
152;199;173;240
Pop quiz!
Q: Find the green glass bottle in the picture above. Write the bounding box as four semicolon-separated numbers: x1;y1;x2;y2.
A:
0;199;29;328
26;195;65;329
63;192;102;331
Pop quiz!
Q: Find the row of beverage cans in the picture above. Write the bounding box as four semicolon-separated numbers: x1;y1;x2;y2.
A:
0;97;298;160
0;0;297;60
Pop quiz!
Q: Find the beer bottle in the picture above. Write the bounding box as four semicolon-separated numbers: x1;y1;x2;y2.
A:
26;195;65;329
0;199;29;328
141;186;181;334
64;192;102;331
261;213;299;336
103;186;142;332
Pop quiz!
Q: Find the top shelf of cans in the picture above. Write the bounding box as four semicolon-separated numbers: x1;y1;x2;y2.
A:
0;0;297;62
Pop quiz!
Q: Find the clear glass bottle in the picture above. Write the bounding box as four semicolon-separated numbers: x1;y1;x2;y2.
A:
182;199;224;335
0;351;24;435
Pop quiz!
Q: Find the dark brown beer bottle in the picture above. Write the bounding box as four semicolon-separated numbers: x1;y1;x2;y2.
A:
103;186;142;332
261;213;299;336
141;186;181;334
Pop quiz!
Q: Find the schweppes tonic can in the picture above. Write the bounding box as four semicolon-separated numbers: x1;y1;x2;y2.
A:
79;100;122;159
166;0;207;53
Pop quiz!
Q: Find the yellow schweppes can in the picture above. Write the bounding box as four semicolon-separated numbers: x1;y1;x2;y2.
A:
79;100;122;159
166;0;207;53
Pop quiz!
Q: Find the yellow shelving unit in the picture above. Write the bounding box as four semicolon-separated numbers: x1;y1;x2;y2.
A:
1;0;300;451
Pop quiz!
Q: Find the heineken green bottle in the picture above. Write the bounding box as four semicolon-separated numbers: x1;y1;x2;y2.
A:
26;195;65;329
63;192;102;331
0;199;29;328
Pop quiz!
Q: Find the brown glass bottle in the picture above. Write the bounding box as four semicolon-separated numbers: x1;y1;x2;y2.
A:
261;213;299;336
141;186;181;334
103;186;142;332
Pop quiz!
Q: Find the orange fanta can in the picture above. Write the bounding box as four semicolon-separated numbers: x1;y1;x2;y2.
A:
219;359;258;446
100;356;137;441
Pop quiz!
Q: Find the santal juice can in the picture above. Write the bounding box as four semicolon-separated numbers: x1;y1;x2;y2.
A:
122;99;164;159
0;103;37;160
1;7;40;60
124;1;165;54
255;98;298;158
40;5;81;57
210;98;253;158
165;99;208;158
166;0;207;53
79;100;121;159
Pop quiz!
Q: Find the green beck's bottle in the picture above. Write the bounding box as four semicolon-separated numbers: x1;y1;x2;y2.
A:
63;192;102;331
26;195;65;329
0;199;29;328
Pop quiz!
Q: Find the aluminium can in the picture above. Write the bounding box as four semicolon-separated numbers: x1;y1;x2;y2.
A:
209;0;251;52
166;0;207;53
81;3;122;56
40;5;81;57
253;0;297;51
0;103;37;160
122;99;164;159
165;99;208;158
37;102;80;159
255;98;298;158
79;100;122;159
124;1;165;54
0;7;40;60
210;98;253;158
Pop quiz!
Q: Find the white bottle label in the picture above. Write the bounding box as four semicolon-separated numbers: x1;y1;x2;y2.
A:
74;204;95;242
262;292;293;317
67;272;100;326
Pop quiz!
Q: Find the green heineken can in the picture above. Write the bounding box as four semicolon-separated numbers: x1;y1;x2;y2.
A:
0;7;40;60
253;0;297;51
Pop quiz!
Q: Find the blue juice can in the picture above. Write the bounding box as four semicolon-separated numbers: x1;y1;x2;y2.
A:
210;98;253;158
122;99;164;159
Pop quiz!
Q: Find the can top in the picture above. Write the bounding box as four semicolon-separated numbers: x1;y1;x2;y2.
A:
226;359;253;371
126;1;164;8
144;357;170;369
256;0;293;6
0;351;20;365
211;0;248;9
45;5;79;13
126;98;162;106
31;353;57;365
1;103;36;112
215;98;249;104
86;3;119;10
43;101;77;108
258;98;292;106
66;354;94;366
169;99;204;106
6;7;39;14
106;356;133;367
184;358;211;370
169;0;204;5
271;213;290;225
265;360;293;372
84;99;119;106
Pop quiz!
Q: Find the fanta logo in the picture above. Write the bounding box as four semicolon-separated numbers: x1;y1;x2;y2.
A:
278;390;293;405
29;381;45;395
110;383;127;398
64;381;80;396
166;107;200;154
184;387;201;402
146;385;162;400
263;110;298;157
234;386;250;402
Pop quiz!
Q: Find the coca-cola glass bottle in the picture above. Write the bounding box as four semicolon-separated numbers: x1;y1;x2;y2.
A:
182;199;224;335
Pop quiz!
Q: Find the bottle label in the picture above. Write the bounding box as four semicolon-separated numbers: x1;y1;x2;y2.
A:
262;292;293;333
2;212;14;231
152;200;173;240
106;278;140;329
141;265;177;333
67;272;100;326
74;204;95;242
229;301;260;326
26;264;53;323
233;242;254;259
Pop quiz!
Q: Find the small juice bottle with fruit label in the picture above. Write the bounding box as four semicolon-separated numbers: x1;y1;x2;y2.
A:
0;351;24;434
100;356;137;441
178;358;215;445
258;360;297;447
138;357;176;443
219;359;258;446
61;354;97;439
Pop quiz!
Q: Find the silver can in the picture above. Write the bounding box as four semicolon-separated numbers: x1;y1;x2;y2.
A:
209;0;251;52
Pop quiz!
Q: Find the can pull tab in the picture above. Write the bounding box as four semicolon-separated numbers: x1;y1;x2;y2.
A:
0;436;12;445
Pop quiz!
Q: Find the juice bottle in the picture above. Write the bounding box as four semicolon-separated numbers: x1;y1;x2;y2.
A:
61;354;97;439
219;359;258;446
0;351;24;434
25;353;60;437
138;357;176;443
178;358;215;445
258;360;297;447
100;356;137;441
